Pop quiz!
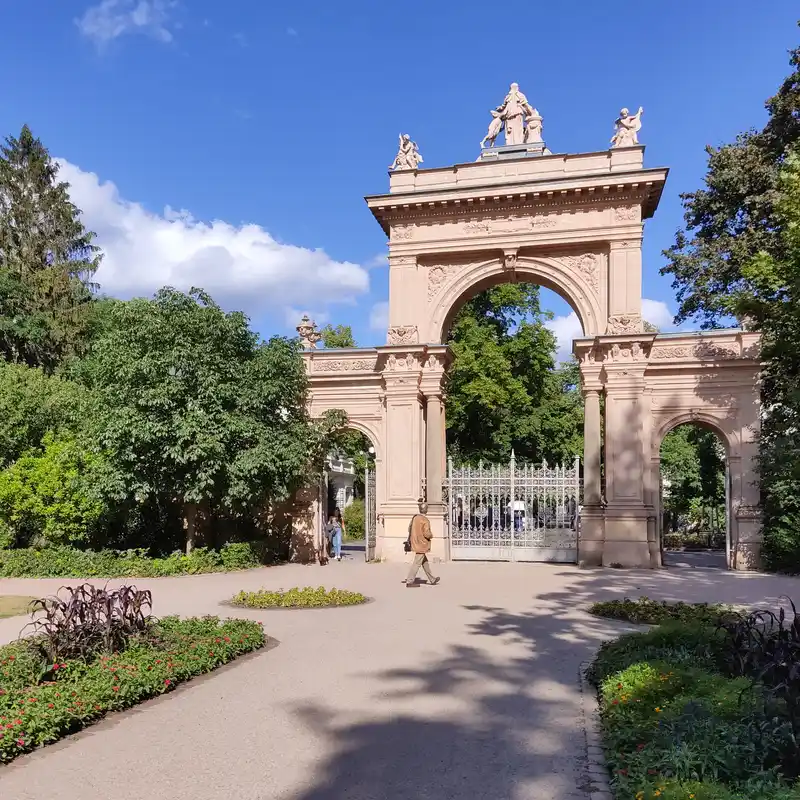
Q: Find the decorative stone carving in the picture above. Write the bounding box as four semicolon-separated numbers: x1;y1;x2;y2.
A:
387;326;418;346
530;214;557;229
314;358;378;373
427;264;456;300
389;134;423;171
425;354;441;370
503;251;518;270
605;341;647;363
613;205;639;222
650;346;690;360
463;220;492;235
391;224;413;241
482;82;541;147
296;314;322;349
607;314;643;335
610;107;643;148
562;253;600;293
386;353;419;371
695;343;740;359
650;343;740;360
389;255;416;267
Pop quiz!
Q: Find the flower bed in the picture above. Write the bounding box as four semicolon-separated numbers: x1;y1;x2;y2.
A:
589;596;735;626
589;609;800;800
0;616;265;762
0;542;273;578
231;586;368;608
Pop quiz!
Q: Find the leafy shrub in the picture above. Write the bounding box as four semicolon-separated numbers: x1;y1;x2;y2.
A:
0;542;267;578
231;586;367;608
0;616;265;762
598;660;797;797
588;622;728;686
0;435;106;547
23;583;153;662
343;499;365;540
589;596;735;626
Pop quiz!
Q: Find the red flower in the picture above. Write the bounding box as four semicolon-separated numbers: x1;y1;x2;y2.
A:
53;663;60;671
164;679;171;686
48;703;54;709
617;683;623;689
224;637;230;642
611;700;619;705
209;651;214;656
155;660;161;664
17;738;24;746
60;664;66;669
618;769;627;776
113;687;119;692
637;744;645;751
0;689;5;696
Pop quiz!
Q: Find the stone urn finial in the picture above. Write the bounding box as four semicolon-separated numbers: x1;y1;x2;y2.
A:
297;314;322;349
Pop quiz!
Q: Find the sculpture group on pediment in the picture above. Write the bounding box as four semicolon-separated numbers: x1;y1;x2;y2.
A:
389;134;423;171
481;82;544;148
610;107;644;148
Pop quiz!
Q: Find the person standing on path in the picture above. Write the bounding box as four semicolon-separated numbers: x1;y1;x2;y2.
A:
328;512;343;562
404;500;440;588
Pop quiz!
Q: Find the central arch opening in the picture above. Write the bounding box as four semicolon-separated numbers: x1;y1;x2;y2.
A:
439;278;585;563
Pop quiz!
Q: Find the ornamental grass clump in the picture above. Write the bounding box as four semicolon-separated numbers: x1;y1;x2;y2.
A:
231;586;367;608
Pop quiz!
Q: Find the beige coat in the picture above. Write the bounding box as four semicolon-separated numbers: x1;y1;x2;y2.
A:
408;514;432;554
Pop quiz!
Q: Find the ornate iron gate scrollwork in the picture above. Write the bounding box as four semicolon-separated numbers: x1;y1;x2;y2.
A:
365;466;377;561
445;453;581;562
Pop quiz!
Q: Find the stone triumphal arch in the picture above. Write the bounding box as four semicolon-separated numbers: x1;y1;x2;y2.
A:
296;86;762;570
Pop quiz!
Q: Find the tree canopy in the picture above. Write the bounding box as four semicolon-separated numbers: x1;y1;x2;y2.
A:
444;283;582;465
0;125;100;370
70;287;343;553
320;324;356;348
661;43;800;327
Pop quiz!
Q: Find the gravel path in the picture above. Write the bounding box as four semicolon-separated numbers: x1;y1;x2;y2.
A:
1;560;799;800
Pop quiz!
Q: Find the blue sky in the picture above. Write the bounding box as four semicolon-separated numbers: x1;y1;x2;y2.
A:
1;2;798;357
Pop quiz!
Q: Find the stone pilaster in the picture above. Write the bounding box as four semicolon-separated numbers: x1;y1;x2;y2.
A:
419;347;449;562
577;342;605;567
599;335;653;567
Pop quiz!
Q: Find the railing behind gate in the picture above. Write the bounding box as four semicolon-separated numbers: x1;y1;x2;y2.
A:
444;453;581;562
365;466;377;562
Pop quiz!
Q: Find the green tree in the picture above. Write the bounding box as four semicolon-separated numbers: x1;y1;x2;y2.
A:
0;125;100;369
444;283;582;464
73;288;344;554
661;43;800;327
0;360;86;466
320;324;356;348
0;434;106;549
730;153;800;570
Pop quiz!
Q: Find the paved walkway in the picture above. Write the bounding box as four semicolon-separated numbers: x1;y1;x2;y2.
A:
1;560;799;800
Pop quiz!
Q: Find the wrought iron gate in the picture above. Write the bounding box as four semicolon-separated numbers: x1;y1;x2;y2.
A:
445;454;581;562
365;466;377;562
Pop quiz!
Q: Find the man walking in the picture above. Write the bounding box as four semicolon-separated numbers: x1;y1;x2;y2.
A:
404;499;441;588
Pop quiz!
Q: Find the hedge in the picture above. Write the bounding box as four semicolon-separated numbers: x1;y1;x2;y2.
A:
0;542;271;578
590;622;800;799
0;616;265;762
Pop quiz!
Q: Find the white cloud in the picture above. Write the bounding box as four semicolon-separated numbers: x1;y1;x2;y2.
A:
641;298;675;331
545;298;677;362
76;0;177;47
545;312;583;363
369;301;389;332
58;159;369;321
